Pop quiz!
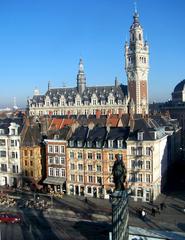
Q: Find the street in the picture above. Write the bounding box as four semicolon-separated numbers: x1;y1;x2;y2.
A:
0;190;184;239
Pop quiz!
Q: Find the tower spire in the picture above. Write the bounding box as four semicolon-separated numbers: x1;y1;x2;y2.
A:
77;58;86;94
134;1;137;14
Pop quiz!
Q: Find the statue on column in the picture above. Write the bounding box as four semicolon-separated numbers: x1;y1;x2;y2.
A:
112;154;127;191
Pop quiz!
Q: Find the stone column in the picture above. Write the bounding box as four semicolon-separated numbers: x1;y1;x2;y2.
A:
111;190;129;240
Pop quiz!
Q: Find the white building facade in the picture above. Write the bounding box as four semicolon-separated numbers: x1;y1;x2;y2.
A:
0;122;22;187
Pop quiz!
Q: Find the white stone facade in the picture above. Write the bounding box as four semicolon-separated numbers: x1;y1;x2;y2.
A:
0;122;21;187
127;136;168;202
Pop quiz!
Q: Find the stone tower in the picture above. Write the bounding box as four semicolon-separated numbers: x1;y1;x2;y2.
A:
125;11;149;114
77;58;86;94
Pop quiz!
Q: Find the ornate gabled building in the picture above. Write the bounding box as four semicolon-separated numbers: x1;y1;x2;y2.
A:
27;11;149;117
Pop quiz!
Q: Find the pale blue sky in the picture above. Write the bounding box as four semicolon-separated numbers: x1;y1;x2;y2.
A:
0;0;185;107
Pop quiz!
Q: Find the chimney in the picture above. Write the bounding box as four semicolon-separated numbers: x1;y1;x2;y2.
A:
96;109;101;119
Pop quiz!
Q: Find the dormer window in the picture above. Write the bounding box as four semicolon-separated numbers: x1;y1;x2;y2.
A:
0;129;4;135
137;132;144;141
108;140;113;148
77;141;83;147
92;99;97;105
96;141;101;148
69;140;74;147
87;141;92;148
117;140;123;148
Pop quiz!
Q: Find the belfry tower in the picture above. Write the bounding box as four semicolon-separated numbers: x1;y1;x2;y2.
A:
125;10;149;114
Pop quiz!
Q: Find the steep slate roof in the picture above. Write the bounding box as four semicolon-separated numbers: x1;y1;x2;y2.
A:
21;124;41;147
0;118;24;135
30;84;128;105
128;117;166;141
47;126;71;140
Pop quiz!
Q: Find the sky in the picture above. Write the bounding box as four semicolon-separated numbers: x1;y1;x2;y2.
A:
0;0;185;108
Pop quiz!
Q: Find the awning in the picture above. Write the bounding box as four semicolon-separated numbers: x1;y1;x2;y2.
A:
43;176;66;185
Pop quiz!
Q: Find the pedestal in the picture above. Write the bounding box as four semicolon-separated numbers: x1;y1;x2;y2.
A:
111;190;129;240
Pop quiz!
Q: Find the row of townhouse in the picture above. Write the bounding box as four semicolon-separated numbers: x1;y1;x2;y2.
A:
41;114;181;202
0;113;181;202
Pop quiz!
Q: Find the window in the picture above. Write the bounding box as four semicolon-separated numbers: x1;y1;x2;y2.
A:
117;140;123;148
70;163;75;170
92;99;97;105
56;168;60;176
137;188;143;197
30;161;33;166
139;33;141;40
137;147;142;156
12;165;17;173
138;174;142;182
31;171;33;177
70;152;74;159
49;168;54;176
96;141;101;148
54;145;59;153
87;187;91;193
10;129;16;135
88;165;93;171
49;157;54;164
129;173;136;182
88;176;93;183
108;140;113;148
88;152;93;160
96;153;101;160
25;160;28;166
30;150;33;156
11;140;15;146
97;176;102;184
131;147;136;155
77;141;83;147
97;165;101;172
146;174;151;183
131;160;136;169
25;170;28;176
109;153;114;160
0;139;5;146
60;146;65;153
48;145;53;153
55;156;60;164
69;140;74;147
24;150;28;156
78;175;83;182
87;141;92;148
137;160;143;169
0;151;6;157
137;132;144;141
109;165;113;173
60;157;65;164
146;147;151;156
78;164;83;171
71;174;75;181
78;152;83;160
61;169;65;177
146;161;151;170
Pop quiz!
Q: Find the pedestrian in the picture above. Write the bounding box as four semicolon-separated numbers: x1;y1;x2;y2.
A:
141;209;146;220
151;207;156;217
85;197;88;203
157;205;160;214
160;202;164;211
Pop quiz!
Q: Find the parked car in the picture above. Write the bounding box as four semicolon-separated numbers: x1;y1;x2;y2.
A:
0;212;21;223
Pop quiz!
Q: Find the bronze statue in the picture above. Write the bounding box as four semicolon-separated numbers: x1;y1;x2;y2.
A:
112;154;127;191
